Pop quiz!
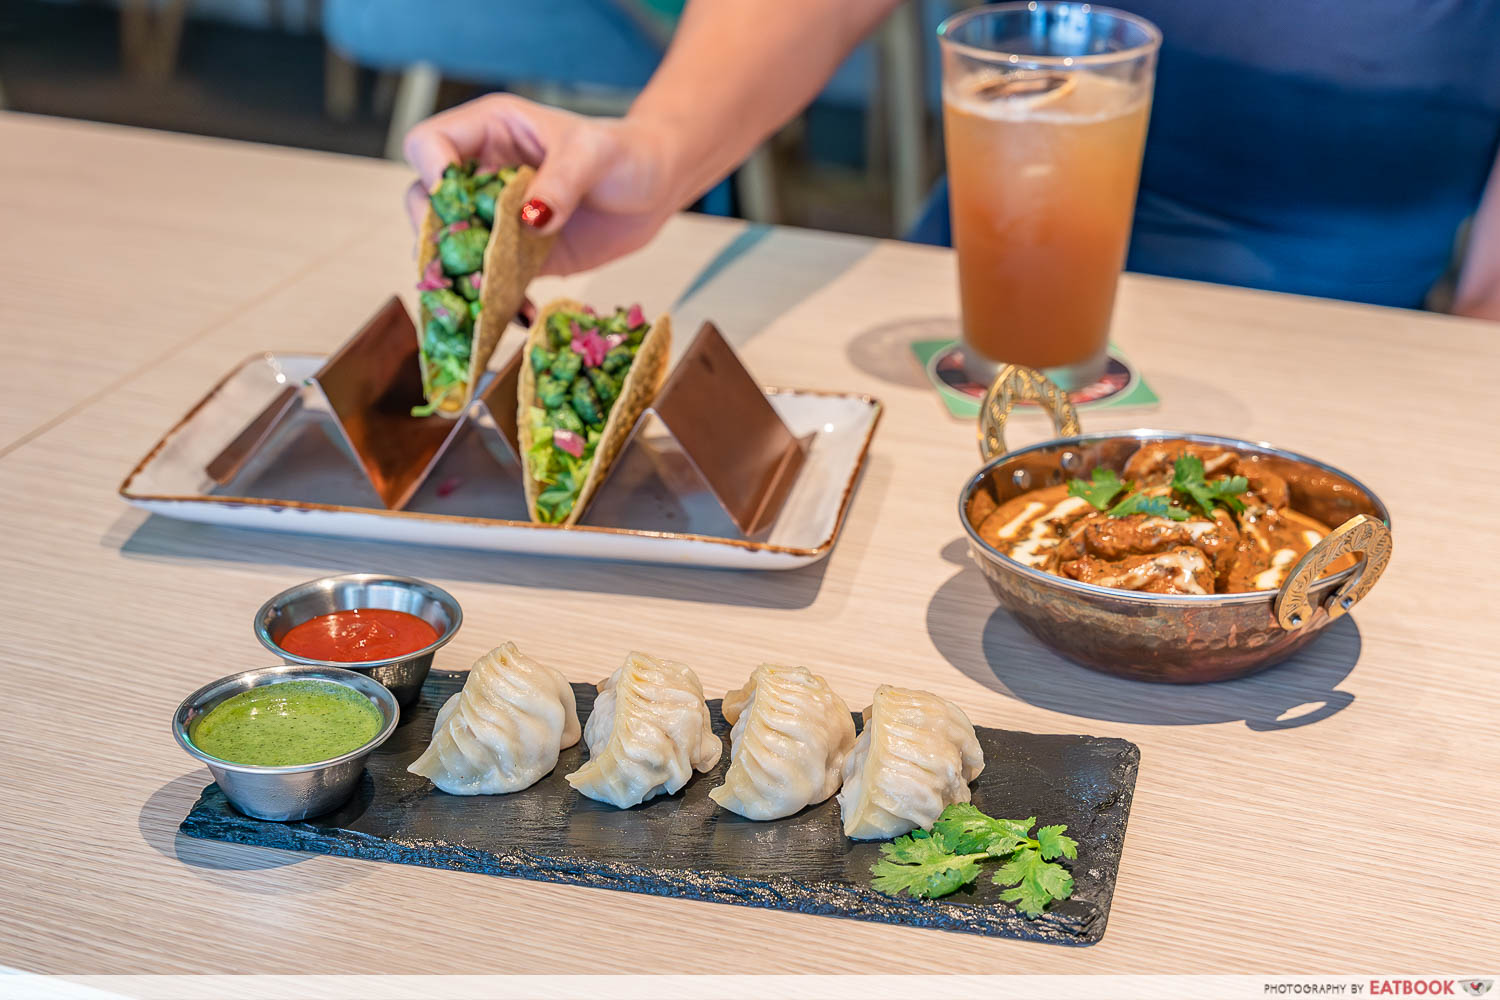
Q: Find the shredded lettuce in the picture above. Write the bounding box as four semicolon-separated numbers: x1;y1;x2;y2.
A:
528;406;603;523
411;322;471;416
526;304;646;520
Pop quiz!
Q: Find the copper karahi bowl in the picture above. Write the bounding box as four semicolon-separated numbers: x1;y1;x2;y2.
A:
958;367;1392;683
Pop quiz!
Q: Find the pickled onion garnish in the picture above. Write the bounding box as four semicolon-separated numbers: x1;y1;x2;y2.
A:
553;429;584;457
626;303;645;328
571;325;608;368
416;258;451;290
604;333;625;350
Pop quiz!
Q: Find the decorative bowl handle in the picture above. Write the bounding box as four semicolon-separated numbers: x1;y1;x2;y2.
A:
978;365;1083;461
1274;514;1393;630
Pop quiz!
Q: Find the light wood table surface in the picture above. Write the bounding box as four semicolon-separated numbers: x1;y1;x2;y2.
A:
1;113;1496;975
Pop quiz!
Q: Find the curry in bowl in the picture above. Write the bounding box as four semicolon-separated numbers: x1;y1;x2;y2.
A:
961;362;1391;682
974;439;1357;596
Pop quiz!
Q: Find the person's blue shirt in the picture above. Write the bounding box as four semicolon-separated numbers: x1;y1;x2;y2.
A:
910;1;1500;309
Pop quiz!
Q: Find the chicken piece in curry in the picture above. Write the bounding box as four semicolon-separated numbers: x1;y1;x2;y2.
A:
976;440;1353;596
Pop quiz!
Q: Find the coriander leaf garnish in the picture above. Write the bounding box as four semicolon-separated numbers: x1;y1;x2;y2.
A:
1034;824;1079;861
1067;468;1127;511
1108;491;1191;521
1202;475;1250;513
1070;467;1195;522
931;803;1036;856
869;806;1079;915
993;847;1076;917
870;830;987;899
1172;455;1250;516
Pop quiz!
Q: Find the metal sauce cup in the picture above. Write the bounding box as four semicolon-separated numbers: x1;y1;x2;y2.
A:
253;573;461;707
172;665;399;821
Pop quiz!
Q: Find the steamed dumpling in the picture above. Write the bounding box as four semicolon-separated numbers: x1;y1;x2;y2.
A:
709;664;856;821
408;642;581;795
837;684;984;840
565;651;721;808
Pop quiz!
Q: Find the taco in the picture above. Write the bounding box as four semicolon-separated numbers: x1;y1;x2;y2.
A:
413;161;555;417
517;300;671;525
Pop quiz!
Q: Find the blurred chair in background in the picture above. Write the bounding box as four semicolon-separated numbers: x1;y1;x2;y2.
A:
322;0;949;228
12;0;955;236
117;0;318;80
839;0;951;233
119;0;189;80
321;0;754;215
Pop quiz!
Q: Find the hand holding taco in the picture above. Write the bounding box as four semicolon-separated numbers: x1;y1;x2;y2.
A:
413;160;555;417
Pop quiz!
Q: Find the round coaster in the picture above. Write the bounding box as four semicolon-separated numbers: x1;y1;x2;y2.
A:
928;343;1140;409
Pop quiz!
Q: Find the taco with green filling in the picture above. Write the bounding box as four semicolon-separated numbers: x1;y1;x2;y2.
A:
413;161;555;417
517;299;671;525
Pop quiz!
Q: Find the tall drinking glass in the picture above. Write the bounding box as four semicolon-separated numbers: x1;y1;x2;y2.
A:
938;3;1160;389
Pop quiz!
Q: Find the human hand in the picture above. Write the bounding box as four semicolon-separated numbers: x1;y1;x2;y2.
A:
403;94;683;276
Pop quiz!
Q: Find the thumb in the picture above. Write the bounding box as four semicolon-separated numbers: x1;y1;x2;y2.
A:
518;126;617;237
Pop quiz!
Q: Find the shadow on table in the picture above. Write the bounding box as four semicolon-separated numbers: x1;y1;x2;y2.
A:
139;771;368;892
844;316;954;389
667;224;874;352
926;538;1361;730
1138;371;1257;433
109;511;833;611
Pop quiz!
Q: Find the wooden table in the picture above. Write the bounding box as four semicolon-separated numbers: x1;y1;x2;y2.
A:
2;112;1496;975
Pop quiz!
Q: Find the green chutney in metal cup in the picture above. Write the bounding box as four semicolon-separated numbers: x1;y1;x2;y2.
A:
190;679;384;767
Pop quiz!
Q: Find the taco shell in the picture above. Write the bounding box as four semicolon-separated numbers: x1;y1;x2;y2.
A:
416;164;556;417
517;298;671;526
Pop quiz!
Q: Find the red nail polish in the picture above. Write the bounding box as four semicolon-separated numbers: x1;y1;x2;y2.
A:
520;198;553;229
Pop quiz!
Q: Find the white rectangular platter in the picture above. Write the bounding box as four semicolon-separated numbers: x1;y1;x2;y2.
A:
119;353;881;570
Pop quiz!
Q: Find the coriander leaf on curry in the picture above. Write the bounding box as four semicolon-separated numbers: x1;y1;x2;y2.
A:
1067;453;1247;524
1067;467;1126;510
1170;453;1250;516
1107;491;1191;521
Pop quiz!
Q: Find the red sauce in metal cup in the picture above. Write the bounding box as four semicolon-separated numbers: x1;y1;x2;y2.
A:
278;609;439;663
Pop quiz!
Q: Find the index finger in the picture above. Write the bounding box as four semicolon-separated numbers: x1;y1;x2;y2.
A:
401;95;546;188
402;111;469;189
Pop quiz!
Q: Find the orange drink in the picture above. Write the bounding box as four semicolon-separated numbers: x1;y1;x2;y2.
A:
939;4;1160;388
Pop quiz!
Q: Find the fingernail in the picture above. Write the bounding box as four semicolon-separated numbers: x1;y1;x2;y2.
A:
519;198;553;229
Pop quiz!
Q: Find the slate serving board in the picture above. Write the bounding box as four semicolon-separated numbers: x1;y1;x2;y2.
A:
181;672;1141;945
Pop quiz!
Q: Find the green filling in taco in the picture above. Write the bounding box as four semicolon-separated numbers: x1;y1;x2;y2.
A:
412;161;519;417
525;304;651;523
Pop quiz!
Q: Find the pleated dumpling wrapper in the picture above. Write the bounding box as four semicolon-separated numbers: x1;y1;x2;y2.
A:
408;643;581;795
565;651;722;808
837;684;985;840
709;664;857;821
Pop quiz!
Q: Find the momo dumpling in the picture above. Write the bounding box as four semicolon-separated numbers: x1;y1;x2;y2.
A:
709;664;856;821
565;651;721;808
837;685;985;840
408;642;580;795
